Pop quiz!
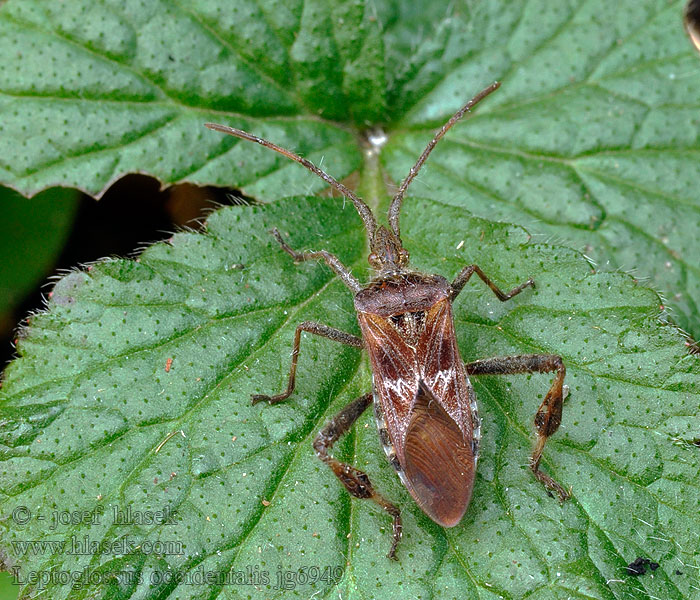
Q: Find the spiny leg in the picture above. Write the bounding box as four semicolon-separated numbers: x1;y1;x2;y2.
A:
450;264;534;302
251;321;363;405
272;228;361;293
313;393;403;560
465;354;570;501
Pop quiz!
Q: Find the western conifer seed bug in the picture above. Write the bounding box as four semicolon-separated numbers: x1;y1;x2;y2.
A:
205;81;570;560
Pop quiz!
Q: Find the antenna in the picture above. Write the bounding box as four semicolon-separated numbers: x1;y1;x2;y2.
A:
387;81;501;238
204;123;377;241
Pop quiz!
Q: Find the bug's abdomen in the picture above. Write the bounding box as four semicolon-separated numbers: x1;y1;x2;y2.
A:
374;377;478;526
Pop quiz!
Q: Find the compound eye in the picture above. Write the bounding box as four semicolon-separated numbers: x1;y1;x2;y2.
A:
368;253;380;267
399;249;410;265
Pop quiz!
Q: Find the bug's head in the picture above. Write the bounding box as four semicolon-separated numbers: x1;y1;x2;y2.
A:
368;225;409;274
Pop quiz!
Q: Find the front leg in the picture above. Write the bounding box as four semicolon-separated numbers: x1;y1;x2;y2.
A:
465;354;570;501
313;393;403;560
272;228;362;293
450;263;534;302
251;321;363;405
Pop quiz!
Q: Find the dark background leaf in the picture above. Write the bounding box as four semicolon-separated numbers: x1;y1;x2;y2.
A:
0;187;79;350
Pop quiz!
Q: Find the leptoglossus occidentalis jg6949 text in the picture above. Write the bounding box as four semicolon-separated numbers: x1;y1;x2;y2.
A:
206;81;570;560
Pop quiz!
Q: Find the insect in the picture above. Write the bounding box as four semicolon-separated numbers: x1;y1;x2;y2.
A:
205;81;570;559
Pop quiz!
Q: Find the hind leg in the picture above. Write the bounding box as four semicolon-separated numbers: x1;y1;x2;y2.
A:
465;354;570;501
313;393;403;559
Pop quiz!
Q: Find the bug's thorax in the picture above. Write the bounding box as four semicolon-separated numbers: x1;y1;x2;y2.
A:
356;225;451;316
354;271;451;318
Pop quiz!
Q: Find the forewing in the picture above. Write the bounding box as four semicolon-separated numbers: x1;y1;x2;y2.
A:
359;299;478;528
402;298;477;526
417;298;475;440
357;312;418;448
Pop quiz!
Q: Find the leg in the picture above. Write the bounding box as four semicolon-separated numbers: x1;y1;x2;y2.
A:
272;228;362;293
251;321;363;405
465;354;570;502
450;264;534;302
313;393;403;560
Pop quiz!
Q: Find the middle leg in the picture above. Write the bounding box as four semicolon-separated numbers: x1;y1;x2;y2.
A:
465;354;570;501
251;321;363;405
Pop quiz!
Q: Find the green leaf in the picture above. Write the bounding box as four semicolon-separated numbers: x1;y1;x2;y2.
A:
2;196;699;599
1;1;699;599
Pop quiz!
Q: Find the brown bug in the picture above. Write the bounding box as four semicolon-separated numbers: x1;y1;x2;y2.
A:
205;81;570;559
